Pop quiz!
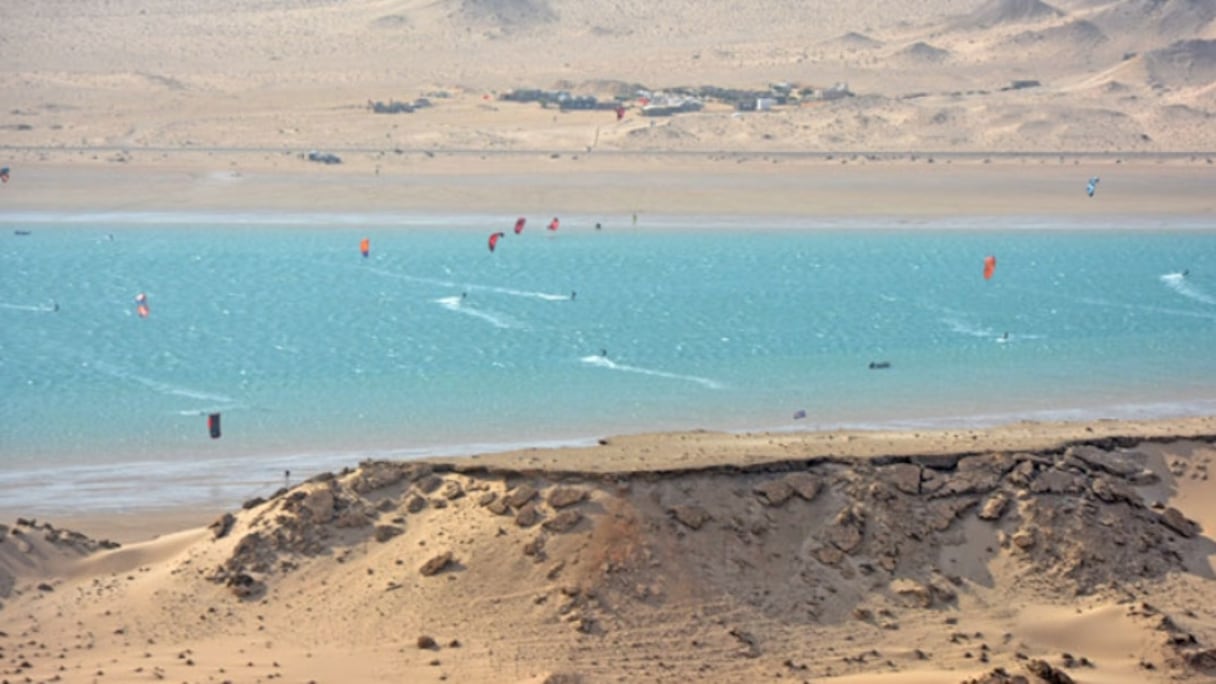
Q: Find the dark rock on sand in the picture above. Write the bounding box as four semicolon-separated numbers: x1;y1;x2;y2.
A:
442;480;465;500
1028;468;1087;495
754;478;795;506
1065;445;1143;478
784;472;823;500
420;551;454;576
210;512;236;539
542;510;583;533
506;484;539;508
415;474;444;494
546;486;587;509
226;572;266;599
1158;507;1200;538
669;505;711;530
515;503;543;528
1184;648;1216;673
882;463;922;495
1025;658;1075;683
373;525;403;543
960;667;1029;683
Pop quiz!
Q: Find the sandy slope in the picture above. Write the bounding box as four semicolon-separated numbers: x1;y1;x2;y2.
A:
3;418;1215;683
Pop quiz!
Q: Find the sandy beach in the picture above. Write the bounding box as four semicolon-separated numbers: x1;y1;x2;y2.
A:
4;154;1215;219
3;0;1216;681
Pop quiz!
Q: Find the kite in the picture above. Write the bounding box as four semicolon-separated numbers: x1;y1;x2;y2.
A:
983;255;997;280
488;231;505;252
514;217;526;235
1086;176;1100;198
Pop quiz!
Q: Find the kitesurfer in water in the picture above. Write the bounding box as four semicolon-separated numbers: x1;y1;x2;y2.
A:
571;291;577;300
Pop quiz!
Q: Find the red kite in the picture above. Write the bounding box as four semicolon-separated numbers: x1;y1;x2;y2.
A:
983;255;997;280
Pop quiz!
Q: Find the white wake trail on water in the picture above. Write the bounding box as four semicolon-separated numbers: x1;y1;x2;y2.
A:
0;301;56;312
434;296;520;329
1009;284;1216;322
940;316;998;339
482;285;572;301
924;301;1044;342
359;263;570;302
580;355;723;389
938;315;1043;343
1160;272;1214;305
88;359;245;415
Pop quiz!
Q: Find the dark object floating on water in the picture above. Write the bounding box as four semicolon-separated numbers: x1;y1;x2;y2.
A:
868;361;891;370
14;230;31;236
208;412;222;439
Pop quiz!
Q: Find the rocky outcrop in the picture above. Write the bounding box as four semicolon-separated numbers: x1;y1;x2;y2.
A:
203;436;1211;621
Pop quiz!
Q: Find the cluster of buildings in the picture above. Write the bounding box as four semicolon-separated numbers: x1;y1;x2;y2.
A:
498;81;854;117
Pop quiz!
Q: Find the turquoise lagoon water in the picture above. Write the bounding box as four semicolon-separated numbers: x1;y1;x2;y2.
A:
2;212;1215;513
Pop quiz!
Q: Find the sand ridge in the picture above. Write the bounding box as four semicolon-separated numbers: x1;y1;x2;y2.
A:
3;421;1216;683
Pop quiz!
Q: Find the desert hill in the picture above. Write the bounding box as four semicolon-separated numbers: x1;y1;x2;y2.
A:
2;0;1215;162
3;427;1215;682
951;0;1065;31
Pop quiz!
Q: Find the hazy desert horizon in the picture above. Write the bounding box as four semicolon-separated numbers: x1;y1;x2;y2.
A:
3;0;1215;165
